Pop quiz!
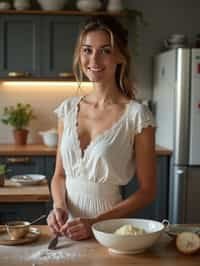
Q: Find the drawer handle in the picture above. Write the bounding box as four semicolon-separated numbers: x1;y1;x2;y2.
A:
58;72;74;78
6;157;31;164
8;72;31;78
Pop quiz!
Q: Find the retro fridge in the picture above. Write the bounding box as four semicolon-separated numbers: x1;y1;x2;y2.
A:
153;48;200;223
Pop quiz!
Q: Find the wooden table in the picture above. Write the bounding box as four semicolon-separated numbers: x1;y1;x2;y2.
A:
0;225;199;266
0;179;50;202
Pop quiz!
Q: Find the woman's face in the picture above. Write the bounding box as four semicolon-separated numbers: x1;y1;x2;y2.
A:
80;30;122;83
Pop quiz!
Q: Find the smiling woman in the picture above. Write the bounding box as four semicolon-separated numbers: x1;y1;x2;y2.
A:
47;16;156;242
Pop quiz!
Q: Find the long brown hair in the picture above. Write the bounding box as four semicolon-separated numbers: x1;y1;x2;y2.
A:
73;16;135;99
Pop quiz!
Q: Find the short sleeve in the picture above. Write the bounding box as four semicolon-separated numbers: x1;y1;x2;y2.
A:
54;98;74;119
133;103;156;135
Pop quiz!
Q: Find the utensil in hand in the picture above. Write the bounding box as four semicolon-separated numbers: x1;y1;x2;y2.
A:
29;214;47;226
48;235;59;250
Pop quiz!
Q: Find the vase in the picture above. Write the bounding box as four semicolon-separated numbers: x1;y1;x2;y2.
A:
107;0;123;12
37;0;68;10
14;0;31;10
76;0;102;12
13;129;29;145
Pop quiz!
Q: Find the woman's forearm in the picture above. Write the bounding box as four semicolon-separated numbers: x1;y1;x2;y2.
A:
93;187;156;223
51;175;67;210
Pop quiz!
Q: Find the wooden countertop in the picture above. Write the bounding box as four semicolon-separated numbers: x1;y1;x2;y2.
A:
0;179;50;202
0;225;199;266
0;144;172;156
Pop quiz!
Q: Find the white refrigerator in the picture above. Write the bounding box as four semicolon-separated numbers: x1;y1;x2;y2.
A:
153;48;200;223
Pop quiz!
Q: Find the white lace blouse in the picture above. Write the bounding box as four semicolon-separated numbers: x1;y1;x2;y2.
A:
54;96;155;218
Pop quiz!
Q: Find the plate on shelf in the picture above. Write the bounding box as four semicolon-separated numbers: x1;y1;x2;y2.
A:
0;227;40;245
10;174;46;186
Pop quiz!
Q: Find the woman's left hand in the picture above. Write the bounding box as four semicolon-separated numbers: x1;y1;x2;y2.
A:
60;217;95;240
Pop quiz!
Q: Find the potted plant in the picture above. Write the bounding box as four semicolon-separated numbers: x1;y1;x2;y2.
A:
1;103;36;145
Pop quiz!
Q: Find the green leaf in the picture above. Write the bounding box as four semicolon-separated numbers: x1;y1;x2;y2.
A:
1;103;36;130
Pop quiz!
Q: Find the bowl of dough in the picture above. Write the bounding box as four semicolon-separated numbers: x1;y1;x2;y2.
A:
92;218;165;254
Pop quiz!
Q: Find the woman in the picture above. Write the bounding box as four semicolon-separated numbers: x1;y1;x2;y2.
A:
47;16;156;241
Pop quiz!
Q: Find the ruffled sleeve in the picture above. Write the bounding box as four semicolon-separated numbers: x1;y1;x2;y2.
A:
54;98;74;119
130;102;156;135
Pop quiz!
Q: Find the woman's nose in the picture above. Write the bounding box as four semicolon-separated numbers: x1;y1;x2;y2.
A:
91;51;100;63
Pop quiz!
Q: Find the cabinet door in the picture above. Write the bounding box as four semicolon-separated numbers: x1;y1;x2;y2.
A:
0;156;45;178
45;156;56;183
0;15;40;78
122;156;169;221
40;16;84;77
0;203;48;224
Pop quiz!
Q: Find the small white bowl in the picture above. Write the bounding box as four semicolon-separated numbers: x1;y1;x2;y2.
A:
92;218;164;254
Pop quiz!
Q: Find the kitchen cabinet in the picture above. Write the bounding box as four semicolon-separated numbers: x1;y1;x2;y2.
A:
122;155;170;221
0;155;54;223
40;16;83;77
0;14;83;78
0;15;40;78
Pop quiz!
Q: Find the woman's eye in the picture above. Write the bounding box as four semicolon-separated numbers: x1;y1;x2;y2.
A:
83;48;92;54
101;48;111;54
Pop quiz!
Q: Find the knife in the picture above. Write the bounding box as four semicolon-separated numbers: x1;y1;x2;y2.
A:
48;235;58;250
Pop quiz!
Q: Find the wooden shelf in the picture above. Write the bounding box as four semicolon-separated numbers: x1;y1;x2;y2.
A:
0;77;91;82
0;9;127;16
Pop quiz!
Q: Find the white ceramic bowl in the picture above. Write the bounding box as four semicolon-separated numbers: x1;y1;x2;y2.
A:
38;0;68;10
92;218;164;254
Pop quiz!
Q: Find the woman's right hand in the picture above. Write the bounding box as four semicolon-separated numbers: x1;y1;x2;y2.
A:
47;207;68;235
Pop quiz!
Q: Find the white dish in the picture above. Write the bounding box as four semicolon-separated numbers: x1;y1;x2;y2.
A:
92;218;164;254
165;224;200;237
10;174;46;186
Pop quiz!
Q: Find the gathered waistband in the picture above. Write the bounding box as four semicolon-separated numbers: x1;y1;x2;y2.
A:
66;178;121;199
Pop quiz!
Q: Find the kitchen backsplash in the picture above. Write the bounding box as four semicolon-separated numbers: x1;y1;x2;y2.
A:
0;83;93;144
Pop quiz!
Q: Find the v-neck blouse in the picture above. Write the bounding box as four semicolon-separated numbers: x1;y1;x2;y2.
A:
54;96;155;218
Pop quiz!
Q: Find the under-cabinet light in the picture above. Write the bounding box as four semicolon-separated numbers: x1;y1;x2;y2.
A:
1;81;93;87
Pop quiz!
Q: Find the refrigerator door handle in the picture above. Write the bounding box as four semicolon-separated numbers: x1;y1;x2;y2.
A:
169;166;187;223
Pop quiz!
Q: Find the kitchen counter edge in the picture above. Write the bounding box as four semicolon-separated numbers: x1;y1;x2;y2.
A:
0;144;172;156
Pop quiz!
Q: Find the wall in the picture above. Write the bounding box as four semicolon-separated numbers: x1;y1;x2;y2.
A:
125;0;200;99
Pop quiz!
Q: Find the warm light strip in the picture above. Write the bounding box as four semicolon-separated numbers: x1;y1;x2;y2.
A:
1;81;93;87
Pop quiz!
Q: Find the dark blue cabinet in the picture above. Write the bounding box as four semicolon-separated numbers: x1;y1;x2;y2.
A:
122;156;170;221
0;15;40;78
0;14;84;78
40;16;84;77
